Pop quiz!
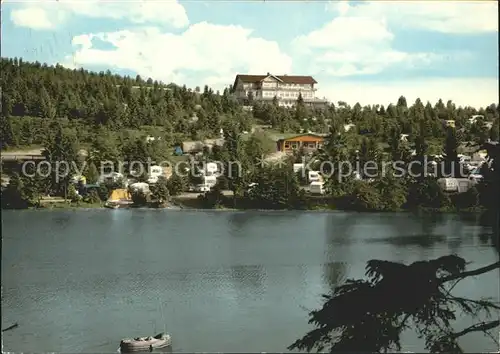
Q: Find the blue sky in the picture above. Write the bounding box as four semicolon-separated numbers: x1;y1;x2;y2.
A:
2;0;498;107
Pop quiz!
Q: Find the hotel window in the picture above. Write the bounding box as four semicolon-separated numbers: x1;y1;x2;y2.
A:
284;143;290;149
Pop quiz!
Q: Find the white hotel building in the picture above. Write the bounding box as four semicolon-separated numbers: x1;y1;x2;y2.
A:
232;73;329;108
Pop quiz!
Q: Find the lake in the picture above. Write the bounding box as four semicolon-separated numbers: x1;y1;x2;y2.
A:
1;210;499;352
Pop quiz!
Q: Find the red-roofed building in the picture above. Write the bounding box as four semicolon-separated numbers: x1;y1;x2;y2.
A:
232;73;328;108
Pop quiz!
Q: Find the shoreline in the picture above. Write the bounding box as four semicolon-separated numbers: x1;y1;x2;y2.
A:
2;185;487;214
2;200;485;214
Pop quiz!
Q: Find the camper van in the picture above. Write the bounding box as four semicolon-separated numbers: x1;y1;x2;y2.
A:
202;175;217;187
194;184;211;192
293;163;305;173
129;182;150;194
309;181;325;195
148;165;163;184
205;162;218;175
437;178;459;192
98;172;124;185
308;171;321;183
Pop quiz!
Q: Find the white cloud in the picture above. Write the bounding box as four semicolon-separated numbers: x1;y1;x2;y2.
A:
326;1;498;34
294;17;393;51
292;14;440;76
311;51;441;77
10;6;56;29
317;77;499;108
8;0;495;108
63;23;292;88
9;0;189;30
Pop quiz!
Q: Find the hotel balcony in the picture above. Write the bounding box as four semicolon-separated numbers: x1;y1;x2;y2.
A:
258;86;317;92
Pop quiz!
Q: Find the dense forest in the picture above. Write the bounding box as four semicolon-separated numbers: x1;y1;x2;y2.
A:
0;57;253;148
1;57;499;151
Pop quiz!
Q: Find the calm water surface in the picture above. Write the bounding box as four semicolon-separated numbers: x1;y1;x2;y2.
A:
2;210;499;352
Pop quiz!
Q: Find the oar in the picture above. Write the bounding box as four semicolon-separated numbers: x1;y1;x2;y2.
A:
2;323;19;332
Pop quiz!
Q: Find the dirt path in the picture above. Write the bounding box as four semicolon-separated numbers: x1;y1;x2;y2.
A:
1;148;45;156
175;190;234;199
1;148;88;157
264;151;287;162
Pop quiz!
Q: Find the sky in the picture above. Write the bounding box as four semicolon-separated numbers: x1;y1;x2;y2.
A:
1;0;498;108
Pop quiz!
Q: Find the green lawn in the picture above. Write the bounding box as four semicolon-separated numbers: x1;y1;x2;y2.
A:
261;129;303;141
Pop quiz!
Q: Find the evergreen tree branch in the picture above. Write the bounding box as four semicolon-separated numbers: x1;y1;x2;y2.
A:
439;261;500;284
447;320;500;340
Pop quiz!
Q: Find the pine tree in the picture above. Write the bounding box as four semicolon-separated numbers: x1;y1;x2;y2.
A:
152;176;170;205
0;115;17;149
86;162;100;184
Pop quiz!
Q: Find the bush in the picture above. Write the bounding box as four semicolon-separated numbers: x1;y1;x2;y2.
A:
84;189;101;204
131;190;149;207
67;184;81;202
406;177;451;209
374;175;408;211
451;186;480;210
326;177;356;198
167;172;186;196
198;182;225;209
151;176;170;204
242;164;306;210
344;181;382;211
97;184;109;201
216;175;229;190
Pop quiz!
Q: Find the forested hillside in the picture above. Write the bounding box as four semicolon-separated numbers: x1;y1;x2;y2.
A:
0;57;252;148
1;56;499;151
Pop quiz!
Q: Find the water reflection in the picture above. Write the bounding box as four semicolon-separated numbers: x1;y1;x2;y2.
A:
478;210;499;252
229;265;266;301
324;213;358;245
228;211;304;236
457;212;482;224
228;212;255;234
365;233;446;248
51;213;72;229
452;211;499;251
322;262;346;291
362;213;466;250
421;212;442;235
447;217;464;253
